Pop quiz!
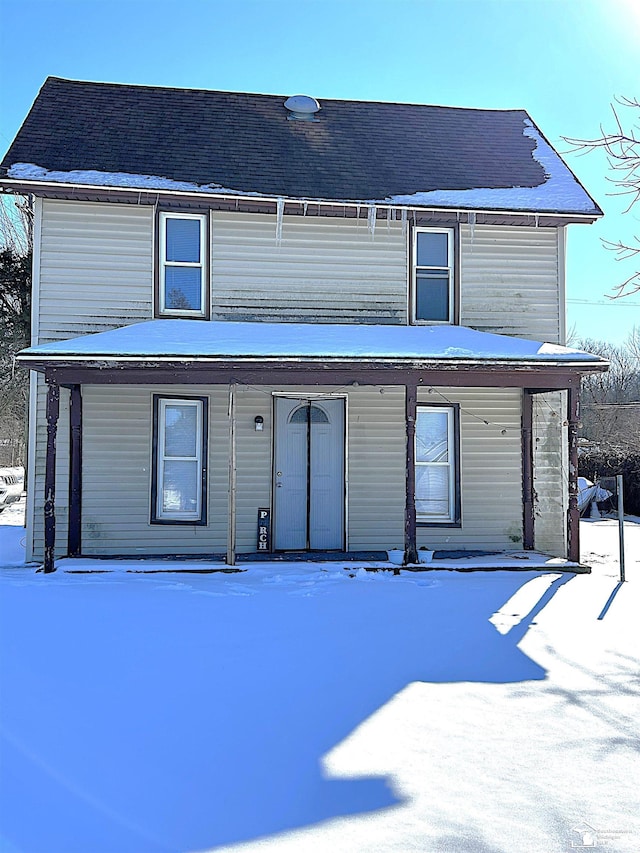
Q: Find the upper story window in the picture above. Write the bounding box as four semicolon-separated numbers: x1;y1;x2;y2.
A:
157;212;209;318
411;226;456;324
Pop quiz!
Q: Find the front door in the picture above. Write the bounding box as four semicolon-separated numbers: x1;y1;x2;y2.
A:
273;397;345;550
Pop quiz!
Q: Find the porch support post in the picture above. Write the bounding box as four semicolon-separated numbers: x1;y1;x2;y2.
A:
44;379;60;573
522;389;534;550
226;382;237;566
567;384;581;563
404;381;418;567
68;384;82;557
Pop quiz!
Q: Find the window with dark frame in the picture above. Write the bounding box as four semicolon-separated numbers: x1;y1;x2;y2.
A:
151;395;208;524
412;226;455;323
415;404;460;525
157;212;208;317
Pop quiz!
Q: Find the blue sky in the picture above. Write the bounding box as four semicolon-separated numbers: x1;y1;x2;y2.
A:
1;0;638;343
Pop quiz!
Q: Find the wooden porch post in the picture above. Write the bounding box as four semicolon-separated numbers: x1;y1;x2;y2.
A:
226;382;237;566
567;384;581;563
44;379;60;573
522;389;535;550
68;384;82;557
404;381;418;567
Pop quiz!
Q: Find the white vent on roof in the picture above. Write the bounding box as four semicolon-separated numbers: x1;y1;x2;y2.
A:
284;95;320;121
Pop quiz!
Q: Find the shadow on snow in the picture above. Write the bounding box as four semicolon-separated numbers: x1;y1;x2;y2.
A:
0;566;571;853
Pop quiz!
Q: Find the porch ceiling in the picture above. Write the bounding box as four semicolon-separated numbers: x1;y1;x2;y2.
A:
19;320;608;381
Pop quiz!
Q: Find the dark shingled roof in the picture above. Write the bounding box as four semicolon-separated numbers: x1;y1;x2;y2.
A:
1;77;600;214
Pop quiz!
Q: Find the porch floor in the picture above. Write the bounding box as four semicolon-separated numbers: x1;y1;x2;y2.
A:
54;550;589;574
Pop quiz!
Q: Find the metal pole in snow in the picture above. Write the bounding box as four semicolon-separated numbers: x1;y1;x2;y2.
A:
617;474;625;583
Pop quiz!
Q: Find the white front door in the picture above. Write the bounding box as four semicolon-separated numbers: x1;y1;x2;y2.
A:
273;398;345;550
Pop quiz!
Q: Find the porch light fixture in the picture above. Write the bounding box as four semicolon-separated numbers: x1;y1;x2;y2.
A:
254;416;264;432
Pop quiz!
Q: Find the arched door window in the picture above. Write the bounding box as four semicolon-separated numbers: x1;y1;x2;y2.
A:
289;404;330;424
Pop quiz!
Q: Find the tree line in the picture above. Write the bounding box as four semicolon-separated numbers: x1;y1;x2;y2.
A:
572;328;640;515
0;197;31;466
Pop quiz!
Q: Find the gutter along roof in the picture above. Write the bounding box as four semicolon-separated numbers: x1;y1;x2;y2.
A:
1;77;601;217
18;320;608;371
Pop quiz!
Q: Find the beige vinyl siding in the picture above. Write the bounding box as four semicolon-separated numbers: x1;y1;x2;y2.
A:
460;224;561;343
29;199;571;559
32;383;405;557
29;382;572;560
210;211;408;324
417;387;524;551
346;386;406;549
234;386;273;550
38;199;153;343
30;383;540;559
532;391;567;555
80;386;228;556
35;201;564;340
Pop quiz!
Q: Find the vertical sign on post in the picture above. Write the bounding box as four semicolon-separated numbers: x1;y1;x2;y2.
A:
257;508;271;552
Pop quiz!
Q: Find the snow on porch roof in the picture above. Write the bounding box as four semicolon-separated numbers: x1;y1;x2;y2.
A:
18;320;607;367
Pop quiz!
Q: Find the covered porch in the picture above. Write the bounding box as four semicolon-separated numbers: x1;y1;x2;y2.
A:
17;320;608;573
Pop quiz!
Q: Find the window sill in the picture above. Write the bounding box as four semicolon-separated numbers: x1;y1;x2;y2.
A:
150;517;208;526
411;319;456;326
156;311;208;320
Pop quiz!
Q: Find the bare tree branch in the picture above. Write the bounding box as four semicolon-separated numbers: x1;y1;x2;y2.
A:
0;196;32;256
563;98;640;298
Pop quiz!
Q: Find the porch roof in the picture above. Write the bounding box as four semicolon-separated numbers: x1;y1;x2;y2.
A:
19;319;607;371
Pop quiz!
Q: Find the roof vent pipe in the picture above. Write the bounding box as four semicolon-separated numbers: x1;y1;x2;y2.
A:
284;95;321;121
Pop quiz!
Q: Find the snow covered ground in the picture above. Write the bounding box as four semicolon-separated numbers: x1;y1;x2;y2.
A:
0;502;638;853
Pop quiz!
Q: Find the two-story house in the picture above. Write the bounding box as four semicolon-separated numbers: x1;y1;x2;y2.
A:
1;78;607;573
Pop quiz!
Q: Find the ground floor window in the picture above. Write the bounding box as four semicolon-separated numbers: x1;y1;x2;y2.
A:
415;404;460;525
151;395;208;524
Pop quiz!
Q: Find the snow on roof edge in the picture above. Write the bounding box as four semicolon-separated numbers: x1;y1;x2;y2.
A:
17;320;608;366
5;126;601;219
383;122;601;215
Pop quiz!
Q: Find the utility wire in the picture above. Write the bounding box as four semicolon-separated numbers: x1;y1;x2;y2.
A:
567;298;640;307
230;378;519;432
582;401;640;408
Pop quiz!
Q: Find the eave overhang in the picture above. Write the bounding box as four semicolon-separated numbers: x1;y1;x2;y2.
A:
0;178;602;227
